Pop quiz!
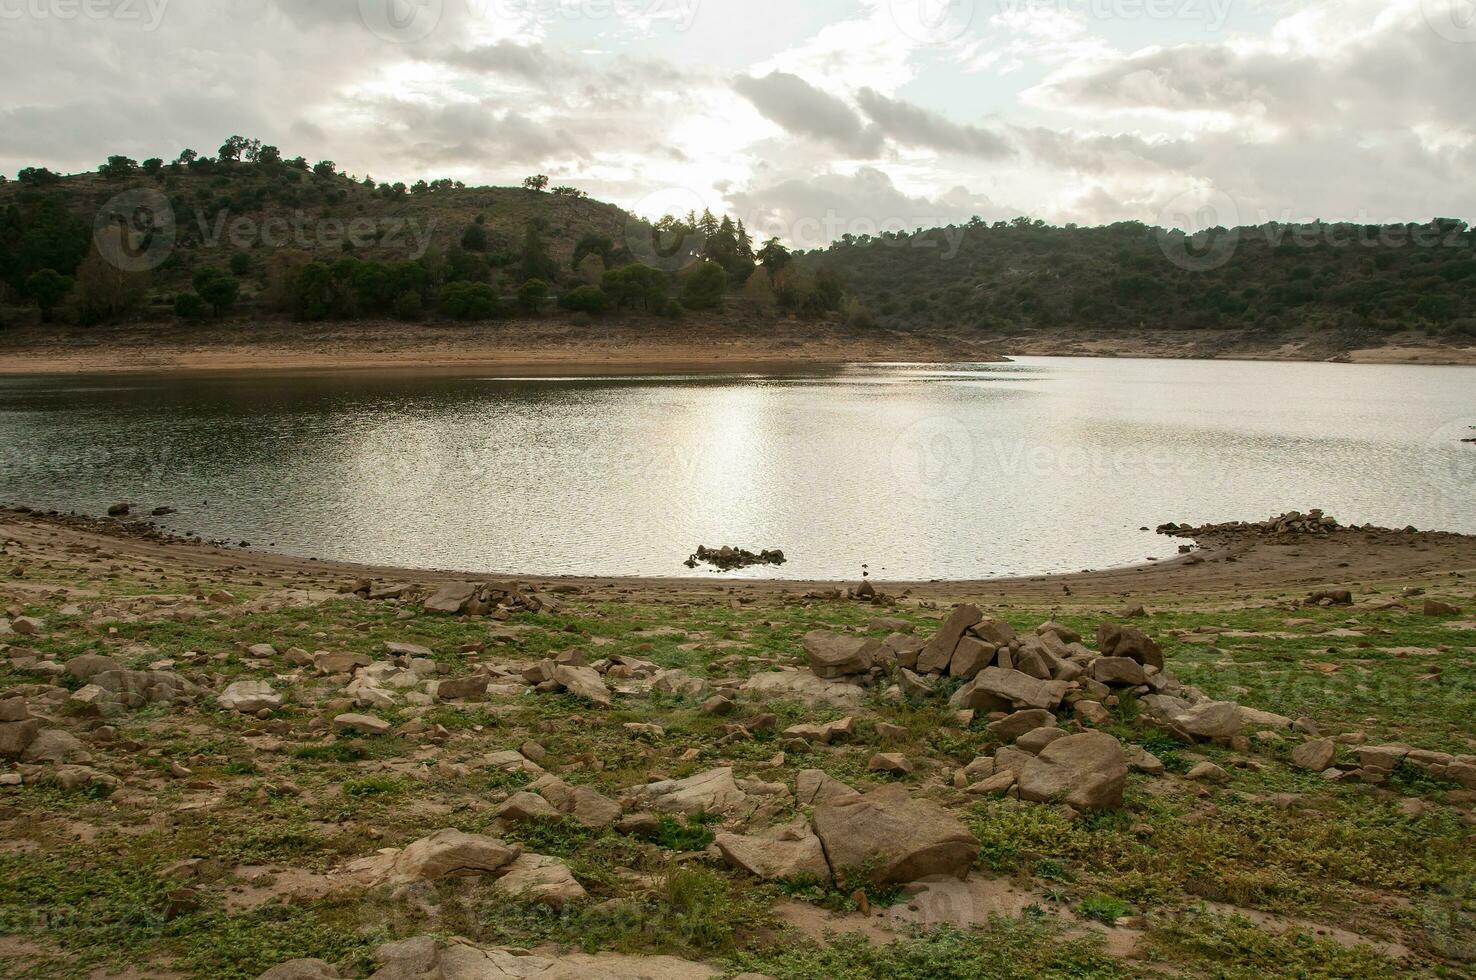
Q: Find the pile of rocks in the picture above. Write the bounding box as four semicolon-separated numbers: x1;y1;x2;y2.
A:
343;579;567;618
1291;738;1476;791
1158;509;1342;538
684;545;786;571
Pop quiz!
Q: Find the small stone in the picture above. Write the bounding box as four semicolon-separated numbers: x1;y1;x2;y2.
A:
333;713;391;736
868;753;912;776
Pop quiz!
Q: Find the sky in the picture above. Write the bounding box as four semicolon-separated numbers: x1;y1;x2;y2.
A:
2;0;1474;248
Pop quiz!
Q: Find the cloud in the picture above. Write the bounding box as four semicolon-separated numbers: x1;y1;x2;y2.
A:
856;89;1013;160
733;72;882;157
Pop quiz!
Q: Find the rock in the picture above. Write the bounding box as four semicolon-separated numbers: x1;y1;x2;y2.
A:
1173;701;1245;740
896;668;936;697
652;669;705;697
433;672;489;702
969;618;1019;647
51;765;119;794
333;713;391;736
491;853;586;909
424;582;479;615
1074;701;1111;727
391;830;520;882
0;718;41;757
917;604;984;674
802;631;882;679
64;654;122;682
313;651;371;675
1036;621;1081;644
947;637;995;680
0;697;28;723
741;670;863;708
247;643;277;659
1095;623;1164;670
9;616;43;636
966;772;1017;796
1424;599;1462;616
257;960;341;980
495;792;561;824
624;768;749;816
1124;745;1165;775
21;729;89;763
1016;732;1127;811
794;769;861;807
1093;657;1148;686
783;717;854;745
701;695;734;716
1308;589;1354;606
811;785;978;886
384;641;433;658
107;502;130;516
987;709;1056;741
1186;761;1230;783
218;680;282;714
952;667;1069;712
552;665;612;706
868;753;912;776
1016;727;1070;754
716;823;830;881
884;633;927;671
257;959;340;980
1238;706;1293;730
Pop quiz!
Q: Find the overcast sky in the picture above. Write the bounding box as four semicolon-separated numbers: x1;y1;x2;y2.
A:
3;0;1474;247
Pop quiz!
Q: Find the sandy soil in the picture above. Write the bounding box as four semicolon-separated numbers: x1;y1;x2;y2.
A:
7;509;1475;611
3;319;1473;375
0;318;1002;376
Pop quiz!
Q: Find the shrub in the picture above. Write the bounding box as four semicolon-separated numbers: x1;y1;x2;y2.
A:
559;285;607;314
517;278;549;314
174;292;208;319
393;289;423;321
228;253;252;276
440;281;500;320
680;261;728;311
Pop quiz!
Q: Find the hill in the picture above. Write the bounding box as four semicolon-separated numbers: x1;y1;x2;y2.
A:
799;217;1476;358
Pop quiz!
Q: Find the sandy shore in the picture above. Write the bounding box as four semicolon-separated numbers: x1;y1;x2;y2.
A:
8;509;1475;610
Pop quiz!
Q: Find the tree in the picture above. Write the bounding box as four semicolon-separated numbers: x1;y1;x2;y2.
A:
175;149;199;166
74;230;149;323
440;281;500;320
16;167;60;186
681;261;727;311
24;268;71;322
193;267;240;317
517;278;549;315
312;160;337;179
256;144;282;166
757;237;792;285
572;233;614;270
229;253;252;276
461;223;489;251
522;174;550;192
551;186;586;198
601;264;670;313
520;223;559;283
174;292;208;319
559;285;607;314
141;158;164;177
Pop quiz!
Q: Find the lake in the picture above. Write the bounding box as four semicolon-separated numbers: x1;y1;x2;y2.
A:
0;357;1472;580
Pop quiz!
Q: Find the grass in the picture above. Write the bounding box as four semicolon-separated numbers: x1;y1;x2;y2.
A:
1;538;1473;977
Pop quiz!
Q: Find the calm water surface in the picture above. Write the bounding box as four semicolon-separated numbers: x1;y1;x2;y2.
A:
0;358;1472;580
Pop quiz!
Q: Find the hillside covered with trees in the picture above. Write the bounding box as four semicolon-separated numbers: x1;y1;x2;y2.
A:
798;216;1476;351
0;137;845;332
2;137;1473;358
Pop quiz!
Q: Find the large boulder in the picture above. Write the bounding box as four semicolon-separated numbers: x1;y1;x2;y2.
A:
391;829;520;882
491;853;587;909
716;822;830;882
1093;657;1147;687
424;582;478;615
740;670;864;708
950;667;1069;712
530;776;623;828
794;769;861;807
552;665;611;706
1016;732;1127;811
218;680;281;714
0;718;40;758
64;654;122;682
624;768;749;817
1173;701;1245;740
917;604;984;674
1095;623;1164;670
1290;739;1336;772
802;631;881;679
810;785;978;886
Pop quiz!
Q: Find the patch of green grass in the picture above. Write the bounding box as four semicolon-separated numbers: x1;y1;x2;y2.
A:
1078;894;1130;925
651;813;719;852
342;776;405;798
1147;910;1408;979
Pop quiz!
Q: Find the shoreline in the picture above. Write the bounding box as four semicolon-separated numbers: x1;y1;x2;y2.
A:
8;507;1476;606
1;319;1474;376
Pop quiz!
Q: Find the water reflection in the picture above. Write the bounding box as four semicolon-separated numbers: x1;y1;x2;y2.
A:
0;358;1472;579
